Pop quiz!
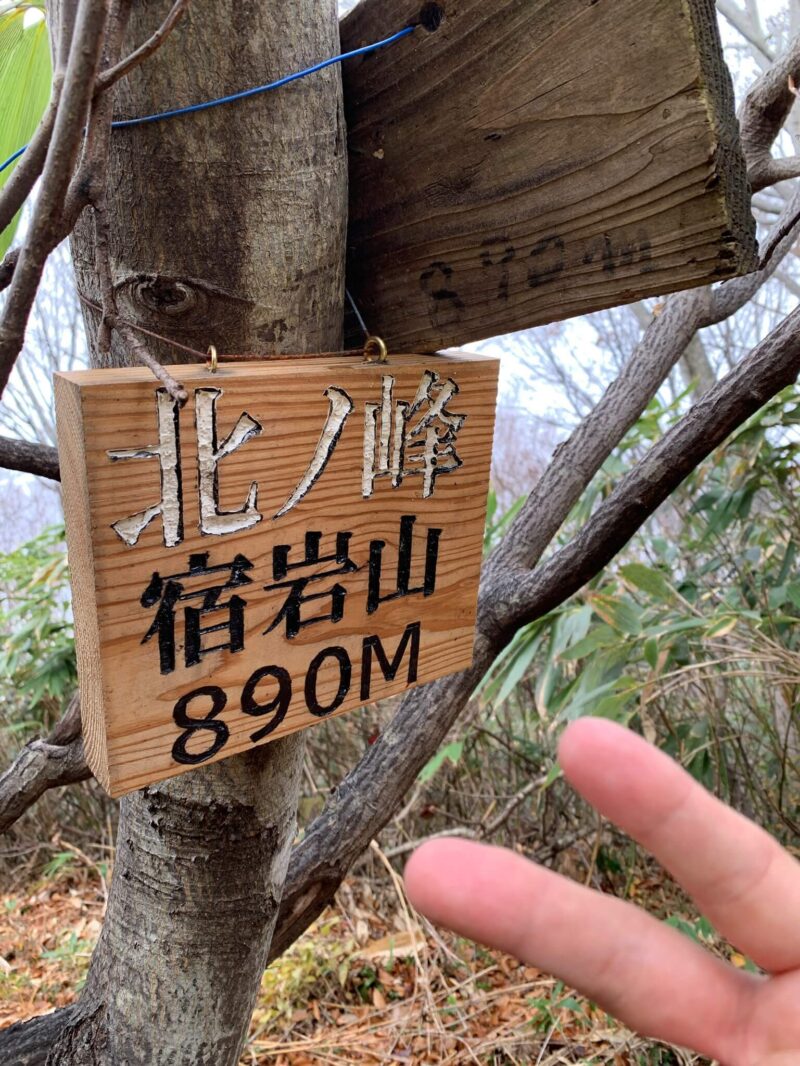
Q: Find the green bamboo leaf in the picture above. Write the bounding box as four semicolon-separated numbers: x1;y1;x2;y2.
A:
643;636;659;670
418;740;464;783
559;624;618;662
704;615;738;639
620;562;673;603
541;762;562;788
589;592;642;636
493;631;543;706
0;3;52;256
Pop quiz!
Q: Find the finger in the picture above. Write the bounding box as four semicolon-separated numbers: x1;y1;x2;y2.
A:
405;838;752;1063
558;718;800;973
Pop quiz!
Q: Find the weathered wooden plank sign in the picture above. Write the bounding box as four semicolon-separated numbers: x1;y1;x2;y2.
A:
341;0;757;351
55;353;498;797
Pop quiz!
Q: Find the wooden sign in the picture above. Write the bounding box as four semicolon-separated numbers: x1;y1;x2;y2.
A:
55;352;498;797
341;0;757;351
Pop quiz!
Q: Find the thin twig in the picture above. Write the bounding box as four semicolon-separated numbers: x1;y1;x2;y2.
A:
78;293;208;361
0;0;111;399
756;199;800;271
383;827;478;860
115;321;188;403
482;774;547;837
95;0;190;93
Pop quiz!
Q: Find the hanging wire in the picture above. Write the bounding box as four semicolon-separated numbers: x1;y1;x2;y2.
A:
78;294;210;361
0;25;417;175
346;287;369;338
78;293;385;366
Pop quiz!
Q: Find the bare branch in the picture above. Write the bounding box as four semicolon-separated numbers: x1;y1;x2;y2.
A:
0;0;111;399
775;267;800;297
716;0;774;65
0;76;63;240
753;156;800;190
480;774;548;837
508;303;800;629
0;435;60;480
269;651;494;962
0;247;19;292
740;31;800;191
715;185;800;313
95;0;190;93
56;0;81;71
270;296;800;963
0;697;91;836
0;1006;77;1066
383;827;477;860
486;288;709;575
486;183;800;578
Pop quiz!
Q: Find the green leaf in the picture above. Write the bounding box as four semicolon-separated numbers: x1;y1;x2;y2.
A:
704;615;738;639
652;617;706;638
494;631;543;706
541;762;562;788
479;620;546;705
620;562;673;603
0;4;52;256
592;691;636;722
643;637;659;670
550;604;593;657
559;624;618;662
589;593;642;636
418;740;464;783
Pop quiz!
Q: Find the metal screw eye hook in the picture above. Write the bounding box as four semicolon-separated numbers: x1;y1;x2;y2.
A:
363;336;388;364
207;345;218;374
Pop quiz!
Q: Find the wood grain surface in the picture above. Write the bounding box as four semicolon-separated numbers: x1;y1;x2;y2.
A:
55;352;498;796
341;0;756;350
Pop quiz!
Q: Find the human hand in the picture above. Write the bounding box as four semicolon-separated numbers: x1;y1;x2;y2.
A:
404;718;800;1066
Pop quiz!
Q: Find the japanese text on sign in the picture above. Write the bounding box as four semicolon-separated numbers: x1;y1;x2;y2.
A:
55;353;498;796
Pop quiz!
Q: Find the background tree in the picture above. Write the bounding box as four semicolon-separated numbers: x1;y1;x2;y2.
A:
0;1;799;1063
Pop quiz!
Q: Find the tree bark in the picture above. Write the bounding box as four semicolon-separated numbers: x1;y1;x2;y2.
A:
37;1;346;1063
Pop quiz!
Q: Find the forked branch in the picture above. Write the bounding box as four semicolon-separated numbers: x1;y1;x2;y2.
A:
270;296;800;961
740;31;800;192
0;696;91;836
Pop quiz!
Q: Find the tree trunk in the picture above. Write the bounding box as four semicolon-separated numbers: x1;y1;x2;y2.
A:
43;1;346;1062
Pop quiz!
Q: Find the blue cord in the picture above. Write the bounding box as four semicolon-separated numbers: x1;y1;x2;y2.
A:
0;24;416;175
0;145;27;175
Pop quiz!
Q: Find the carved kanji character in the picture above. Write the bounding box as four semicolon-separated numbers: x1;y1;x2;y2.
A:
275;387;353;518
367;514;441;614
264;531;358;639
362;371;465;499
140;552;253;674
108;389;182;547
195;388;263;535
109;388;263;547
